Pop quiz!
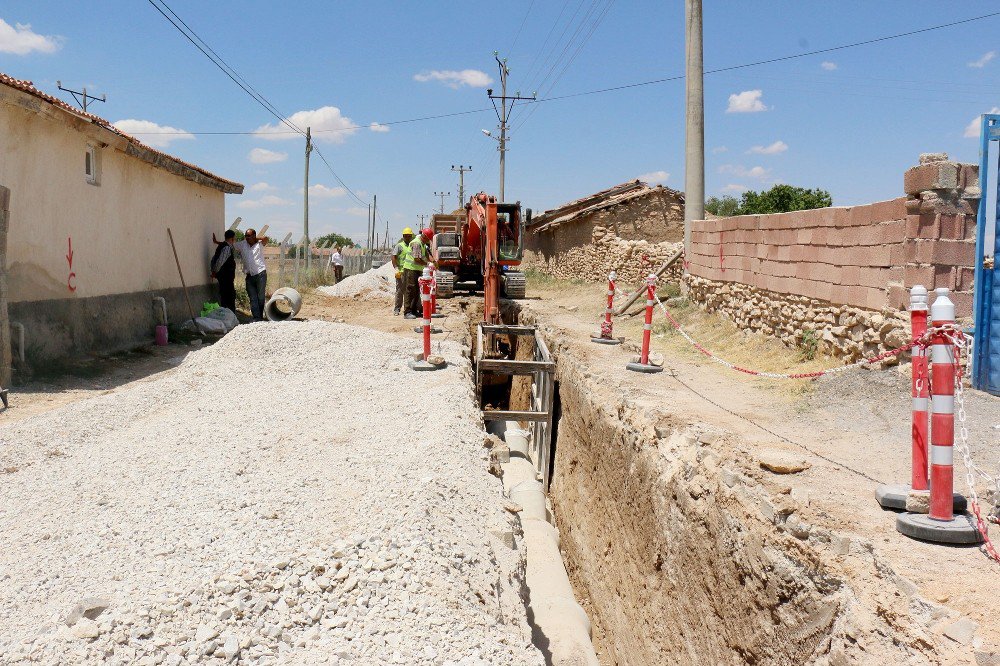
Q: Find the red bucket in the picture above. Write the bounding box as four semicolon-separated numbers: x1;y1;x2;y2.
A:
155;325;168;346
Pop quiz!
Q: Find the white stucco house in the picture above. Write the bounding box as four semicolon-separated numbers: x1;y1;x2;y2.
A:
0;71;243;378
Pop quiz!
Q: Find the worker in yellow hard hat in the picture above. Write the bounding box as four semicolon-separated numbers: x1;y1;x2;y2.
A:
391;227;414;315
403;228;434;319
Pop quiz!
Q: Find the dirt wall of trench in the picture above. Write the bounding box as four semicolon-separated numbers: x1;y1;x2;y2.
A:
516;307;965;665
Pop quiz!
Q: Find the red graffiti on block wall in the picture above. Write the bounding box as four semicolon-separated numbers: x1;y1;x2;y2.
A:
66;237;76;292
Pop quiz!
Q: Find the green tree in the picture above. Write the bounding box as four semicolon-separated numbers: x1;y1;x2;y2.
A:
736;184;832;215
314;232;358;249
705;195;740;217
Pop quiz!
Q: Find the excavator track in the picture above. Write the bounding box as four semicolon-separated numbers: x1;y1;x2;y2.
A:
435;271;455;298
501;271;527;299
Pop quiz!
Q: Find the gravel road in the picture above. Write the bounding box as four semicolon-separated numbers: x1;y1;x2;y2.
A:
0;321;542;665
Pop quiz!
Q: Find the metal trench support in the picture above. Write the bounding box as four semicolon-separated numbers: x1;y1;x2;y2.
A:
477;324;556;490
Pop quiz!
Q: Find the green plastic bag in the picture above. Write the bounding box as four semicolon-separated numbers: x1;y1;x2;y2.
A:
201;302;221;317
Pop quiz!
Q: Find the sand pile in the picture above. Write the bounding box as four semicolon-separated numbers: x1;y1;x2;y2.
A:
316;262;395;301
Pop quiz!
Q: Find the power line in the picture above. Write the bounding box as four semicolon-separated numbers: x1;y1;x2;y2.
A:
508;0;537;55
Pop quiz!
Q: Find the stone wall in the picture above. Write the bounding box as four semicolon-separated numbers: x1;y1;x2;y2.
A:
683;153;979;360
525;187;684;287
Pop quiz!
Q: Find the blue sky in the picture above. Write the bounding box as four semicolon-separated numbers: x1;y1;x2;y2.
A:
2;1;999;245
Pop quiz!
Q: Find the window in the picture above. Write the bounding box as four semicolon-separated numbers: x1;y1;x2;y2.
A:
85;145;98;185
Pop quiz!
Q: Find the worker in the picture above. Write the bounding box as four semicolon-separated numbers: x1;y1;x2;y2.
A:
234;228;270;321
330;245;344;283
402;228;433;319
391;228;414;316
210;230;237;313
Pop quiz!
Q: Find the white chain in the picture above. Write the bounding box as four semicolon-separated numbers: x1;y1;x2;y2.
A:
951;335;999;503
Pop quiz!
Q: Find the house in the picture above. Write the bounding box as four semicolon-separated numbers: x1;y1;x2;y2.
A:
0;72;243;378
524;180;685;283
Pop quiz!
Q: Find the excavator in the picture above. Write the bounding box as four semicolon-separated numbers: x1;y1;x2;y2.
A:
430;192;528;323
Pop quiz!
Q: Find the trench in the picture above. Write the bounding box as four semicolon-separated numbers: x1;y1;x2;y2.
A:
462;298;851;665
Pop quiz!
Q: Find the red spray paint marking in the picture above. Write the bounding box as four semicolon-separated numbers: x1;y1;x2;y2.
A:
66;237;76;292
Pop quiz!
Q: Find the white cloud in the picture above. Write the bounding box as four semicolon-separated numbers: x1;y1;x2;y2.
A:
965;107;1000;138
968;51;996;68
820;61;838;71
637;170;669;184
718;164;770;181
413;69;493;89
236;195;293;210
248;147;288;164
249;182;275;192
112;119;194;149
747;140;788;155
711;146;728;154
369;122;390;133
0;19;60;55
726;89;767;113
254;106;359;144
307;184;346;199
721;184;748;193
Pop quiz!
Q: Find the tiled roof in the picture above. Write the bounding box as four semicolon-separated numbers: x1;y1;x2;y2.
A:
529;180;684;234
0;72;243;194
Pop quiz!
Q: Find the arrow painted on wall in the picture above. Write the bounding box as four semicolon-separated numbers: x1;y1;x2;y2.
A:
67;236;77;292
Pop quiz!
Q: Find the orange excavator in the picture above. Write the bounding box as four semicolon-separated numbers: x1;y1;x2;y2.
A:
430;192;529;324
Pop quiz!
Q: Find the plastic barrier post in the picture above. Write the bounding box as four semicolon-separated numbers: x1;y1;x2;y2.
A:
929;287;956;521
911;286;930;492
429;262;443;319
591;270;622;345
420;270;432;361
626;275;663;374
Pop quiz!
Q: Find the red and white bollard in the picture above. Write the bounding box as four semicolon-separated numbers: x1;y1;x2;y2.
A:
896;287;978;544
928;287;957;521
626;274;663;374
591;270;622;345
910;285;930;492
409;267;446;371
429;262;444;319
413;263;443;333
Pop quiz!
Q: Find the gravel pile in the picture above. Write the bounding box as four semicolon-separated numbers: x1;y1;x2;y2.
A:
316;262;395;301
0;321;542;665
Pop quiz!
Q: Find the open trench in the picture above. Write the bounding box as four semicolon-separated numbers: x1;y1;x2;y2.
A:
448;297;944;665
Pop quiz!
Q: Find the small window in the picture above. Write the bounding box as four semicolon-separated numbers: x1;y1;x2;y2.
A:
85;145;98;185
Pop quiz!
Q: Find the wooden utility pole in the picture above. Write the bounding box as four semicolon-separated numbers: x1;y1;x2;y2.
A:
0;186;11;389
684;0;704;260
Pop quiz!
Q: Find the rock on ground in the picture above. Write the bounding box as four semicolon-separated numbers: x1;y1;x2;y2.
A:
0;321;542;665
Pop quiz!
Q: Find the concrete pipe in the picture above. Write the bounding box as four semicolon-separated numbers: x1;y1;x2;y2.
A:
503;423;531;459
265;287;302;322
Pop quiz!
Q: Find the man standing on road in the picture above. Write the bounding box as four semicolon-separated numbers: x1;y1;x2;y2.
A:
210;230;237;313
402;228;432;319
331;246;344;283
391;228;414;316
234;228;270;321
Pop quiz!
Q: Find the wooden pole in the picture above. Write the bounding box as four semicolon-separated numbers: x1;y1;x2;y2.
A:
613;247;684;315
166;227;199;330
0;185;12;390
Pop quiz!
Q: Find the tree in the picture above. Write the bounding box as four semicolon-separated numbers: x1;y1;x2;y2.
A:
314;232;358;249
736;184;832;215
705;195;740;217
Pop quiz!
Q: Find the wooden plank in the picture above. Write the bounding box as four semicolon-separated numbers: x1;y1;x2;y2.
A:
613;247;684;315
478;359;555;374
0;186;11;388
482;410;550;422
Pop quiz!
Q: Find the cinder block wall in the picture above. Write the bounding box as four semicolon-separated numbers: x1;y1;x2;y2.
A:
684;153;980;361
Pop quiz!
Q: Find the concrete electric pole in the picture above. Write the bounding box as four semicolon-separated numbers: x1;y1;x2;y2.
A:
417;214;428;227
451;165;471;209
433;192;451;215
303;126;313;272
487;53;535;202
684;0;705;262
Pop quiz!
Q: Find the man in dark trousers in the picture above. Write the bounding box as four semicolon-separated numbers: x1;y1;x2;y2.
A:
210;230;237;312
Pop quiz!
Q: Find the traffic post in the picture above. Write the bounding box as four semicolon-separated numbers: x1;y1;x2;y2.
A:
592;270;623;345
413;263;443;333
409;267;446;371
626;274;663;374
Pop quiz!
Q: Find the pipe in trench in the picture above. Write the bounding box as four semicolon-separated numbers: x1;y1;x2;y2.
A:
491;420;599;666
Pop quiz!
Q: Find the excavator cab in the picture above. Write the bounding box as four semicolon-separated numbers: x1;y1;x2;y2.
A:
495;204;523;264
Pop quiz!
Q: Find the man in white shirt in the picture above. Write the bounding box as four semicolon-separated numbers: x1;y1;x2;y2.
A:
234;228;270;321
330;246;344;283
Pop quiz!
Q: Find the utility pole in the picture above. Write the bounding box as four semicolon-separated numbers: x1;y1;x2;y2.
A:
57;81;106;113
366;204;372;252
371;195;377;255
487;53;535;202
303;127;313;272
417;214;428;227
451;165;471;209
433;191;451;214
684;0;704;263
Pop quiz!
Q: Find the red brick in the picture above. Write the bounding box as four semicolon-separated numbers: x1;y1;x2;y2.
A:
934;264;955;290
931;239;976;266
887;284;909;311
871;197;907;222
938;214;969;240
889;242;908;267
878;219;907;244
904;163;941;195
840;265;862;286
865;287;891;312
952;291;975;319
957;267;976;291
